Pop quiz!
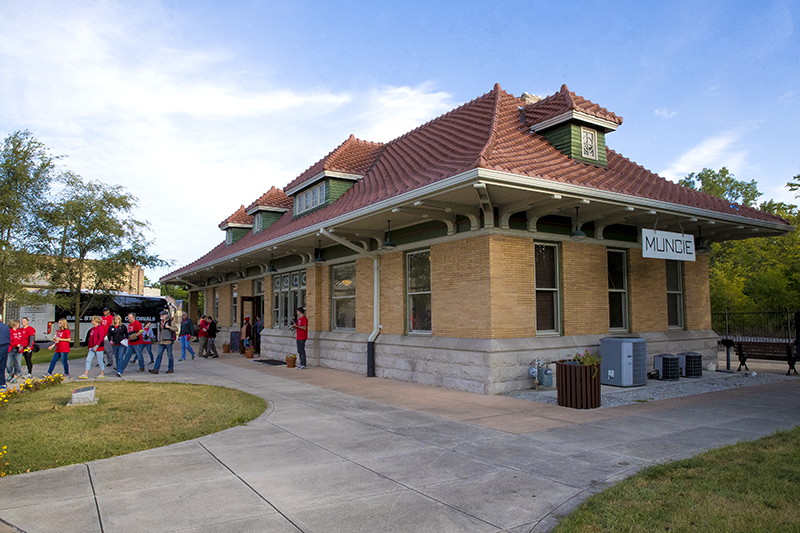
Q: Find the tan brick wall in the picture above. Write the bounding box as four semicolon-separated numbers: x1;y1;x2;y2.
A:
684;254;712;330
306;265;330;332
629;249;668;332
489;236;536;338
188;291;199;320
204;288;213;317
355;258;375;334
264;275;274;328
432;236;492;338
561;241;609;335
380;251;405;335
218;283;232;327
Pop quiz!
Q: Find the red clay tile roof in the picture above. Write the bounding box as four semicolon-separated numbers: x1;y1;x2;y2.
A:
245;186;293;213
218;205;252;229
523;84;623;129
166;84;789;279
283;134;384;193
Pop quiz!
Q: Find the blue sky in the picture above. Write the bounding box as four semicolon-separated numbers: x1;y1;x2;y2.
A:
2;0;799;282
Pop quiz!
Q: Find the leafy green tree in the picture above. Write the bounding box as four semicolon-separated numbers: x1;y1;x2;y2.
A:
35;172;168;340
689;168;800;312
0;130;60;313
679;167;761;207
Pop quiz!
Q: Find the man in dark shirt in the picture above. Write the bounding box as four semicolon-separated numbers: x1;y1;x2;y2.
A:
179;314;195;361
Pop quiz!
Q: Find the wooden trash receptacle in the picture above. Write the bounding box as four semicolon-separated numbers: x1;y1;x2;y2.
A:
556;360;601;409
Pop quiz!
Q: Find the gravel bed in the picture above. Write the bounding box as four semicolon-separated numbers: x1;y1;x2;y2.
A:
502;372;794;409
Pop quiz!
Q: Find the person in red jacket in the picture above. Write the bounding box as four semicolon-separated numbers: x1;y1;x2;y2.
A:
20;317;36;378
7;319;24;383
198;315;209;357
46;318;71;377
79;316;106;379
100;307;114;367
290;307;308;369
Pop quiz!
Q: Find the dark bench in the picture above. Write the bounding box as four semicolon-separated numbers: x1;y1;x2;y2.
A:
731;341;798;376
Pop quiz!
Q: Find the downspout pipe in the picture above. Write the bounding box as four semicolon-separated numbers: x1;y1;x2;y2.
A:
318;228;381;377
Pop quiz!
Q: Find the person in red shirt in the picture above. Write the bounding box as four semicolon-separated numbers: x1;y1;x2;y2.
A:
7;319;24;382
198;316;209;357
118;312;145;376
79;316;106;379
20;317;36;377
46;318;71;377
290;306;308;369
100;307;115;367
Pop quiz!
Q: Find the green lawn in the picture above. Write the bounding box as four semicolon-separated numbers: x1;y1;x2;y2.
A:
1;381;267;475
551;426;800;533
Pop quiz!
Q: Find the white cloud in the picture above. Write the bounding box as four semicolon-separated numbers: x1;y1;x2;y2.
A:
659;127;751;182
0;1;458;281
654;108;677;118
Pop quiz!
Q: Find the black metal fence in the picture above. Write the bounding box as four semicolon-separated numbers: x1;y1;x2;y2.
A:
712;309;799;343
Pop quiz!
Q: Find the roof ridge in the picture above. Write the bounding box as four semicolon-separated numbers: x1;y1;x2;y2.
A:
476;84;514;168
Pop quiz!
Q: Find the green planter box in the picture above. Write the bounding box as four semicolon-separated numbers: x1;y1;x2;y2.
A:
555;360;601;409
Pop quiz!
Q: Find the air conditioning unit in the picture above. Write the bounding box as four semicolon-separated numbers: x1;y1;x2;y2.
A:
678;352;703;378
654;353;680;381
600;337;647;387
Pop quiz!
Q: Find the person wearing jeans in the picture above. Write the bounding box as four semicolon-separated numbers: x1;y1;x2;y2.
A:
179;314;195;361
291;307;308;369
46;318;71;377
151;310;178;374
79;316;106;379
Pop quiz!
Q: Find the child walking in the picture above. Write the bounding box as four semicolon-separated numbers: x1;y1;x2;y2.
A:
46;318;71;377
79;316;106;380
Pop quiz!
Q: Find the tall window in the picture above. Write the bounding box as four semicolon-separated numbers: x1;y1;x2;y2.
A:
213;288;219;320
332;263;356;330
607;250;628;331
666;260;684;328
535;244;560;334
231;283;238;327
253;213;262;233
272;270;306;329
407;250;431;333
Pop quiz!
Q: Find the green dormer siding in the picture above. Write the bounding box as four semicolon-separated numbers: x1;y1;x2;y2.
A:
227;227;250;246
327;178;356;202
540;123;608;167
254;211;283;233
292;177;358;219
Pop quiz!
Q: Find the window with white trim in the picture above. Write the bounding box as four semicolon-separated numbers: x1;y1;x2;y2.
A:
666;260;684;328
231;283;238;327
581;127;598;160
225;230;233;246
607;249;628;331
294;183;328;215
406;250;431;333
535;243;560;334
332;263;356;330
253;213;262;233
272;270;306;329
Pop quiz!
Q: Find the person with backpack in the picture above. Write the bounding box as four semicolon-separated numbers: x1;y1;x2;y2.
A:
150;310;178;374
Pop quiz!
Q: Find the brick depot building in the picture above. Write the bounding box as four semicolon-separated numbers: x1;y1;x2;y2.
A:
161;84;792;394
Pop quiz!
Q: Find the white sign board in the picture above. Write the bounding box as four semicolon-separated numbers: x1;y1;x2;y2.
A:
642;229;696;261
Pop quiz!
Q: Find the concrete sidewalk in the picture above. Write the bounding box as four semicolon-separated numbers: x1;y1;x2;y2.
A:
1;354;799;533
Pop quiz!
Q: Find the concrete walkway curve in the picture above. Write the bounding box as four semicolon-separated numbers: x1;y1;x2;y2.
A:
1;355;798;533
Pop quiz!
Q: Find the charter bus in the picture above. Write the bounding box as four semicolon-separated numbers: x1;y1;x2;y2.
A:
20;290;170;342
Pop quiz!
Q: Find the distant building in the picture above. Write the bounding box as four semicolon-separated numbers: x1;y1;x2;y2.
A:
161;84;792;394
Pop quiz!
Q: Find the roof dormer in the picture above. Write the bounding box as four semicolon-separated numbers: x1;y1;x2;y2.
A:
522;85;623;167
219;205;252;246
245;186;292;233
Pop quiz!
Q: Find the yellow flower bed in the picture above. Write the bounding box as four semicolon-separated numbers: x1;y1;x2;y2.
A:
1;374;65;476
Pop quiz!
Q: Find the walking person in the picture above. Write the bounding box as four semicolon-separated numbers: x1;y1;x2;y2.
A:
7;320;23;383
150;310;178;374
197;315;209;357
0;314;10;390
179;314;195;361
290;306;308;369
107;315;128;375
46;318;71;377
20;317;36;378
100;307;115;367
205;315;219;358
79;316;106;380
118;313;145;375
142;321;155;365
